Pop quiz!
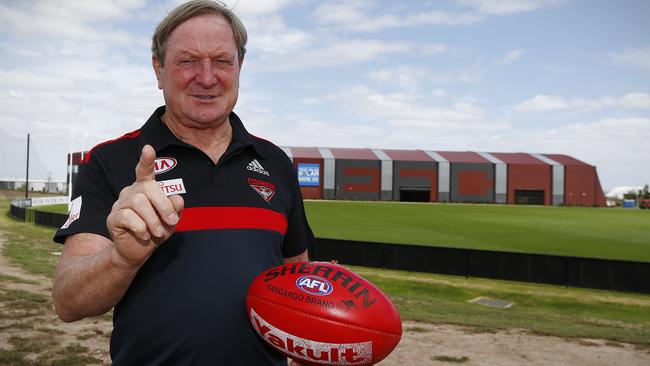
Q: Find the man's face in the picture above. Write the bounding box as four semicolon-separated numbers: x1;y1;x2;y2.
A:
153;14;241;128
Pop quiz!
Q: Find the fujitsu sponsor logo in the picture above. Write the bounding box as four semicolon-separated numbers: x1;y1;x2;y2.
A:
154;157;177;175
264;263;377;309
250;308;372;365
158;178;186;196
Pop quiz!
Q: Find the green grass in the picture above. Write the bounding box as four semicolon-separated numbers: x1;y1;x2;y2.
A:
353;266;650;346
0;198;60;276
33;204;68;214
305;200;650;262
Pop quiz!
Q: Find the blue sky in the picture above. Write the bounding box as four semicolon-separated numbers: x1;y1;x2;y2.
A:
0;0;648;191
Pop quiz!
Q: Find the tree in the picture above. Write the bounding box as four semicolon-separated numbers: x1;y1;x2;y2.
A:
641;184;650;199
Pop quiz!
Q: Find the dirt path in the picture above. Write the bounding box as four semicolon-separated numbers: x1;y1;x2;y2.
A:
0;234;113;365
1;233;649;365
381;322;650;365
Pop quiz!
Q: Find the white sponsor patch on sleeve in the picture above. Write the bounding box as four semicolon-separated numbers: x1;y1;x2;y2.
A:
61;196;82;229
158;178;187;196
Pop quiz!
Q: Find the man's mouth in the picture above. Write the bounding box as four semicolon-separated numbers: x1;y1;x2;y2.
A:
192;95;216;100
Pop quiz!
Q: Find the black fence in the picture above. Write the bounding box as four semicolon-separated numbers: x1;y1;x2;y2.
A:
310;238;650;294
8;203;67;228
9;202;650;294
9;204;26;221
34;210;68;228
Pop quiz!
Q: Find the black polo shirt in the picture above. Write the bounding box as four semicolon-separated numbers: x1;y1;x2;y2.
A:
54;106;313;365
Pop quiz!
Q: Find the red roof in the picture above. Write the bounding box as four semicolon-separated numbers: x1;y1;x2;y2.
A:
543;154;590;166
489;152;546;165
328;148;379;160
382;149;434;161
290;147;322;159
436;151;490;163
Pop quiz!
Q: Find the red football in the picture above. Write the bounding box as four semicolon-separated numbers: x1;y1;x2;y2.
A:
246;262;402;365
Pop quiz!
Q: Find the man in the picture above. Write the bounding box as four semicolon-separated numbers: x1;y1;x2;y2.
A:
52;1;313;364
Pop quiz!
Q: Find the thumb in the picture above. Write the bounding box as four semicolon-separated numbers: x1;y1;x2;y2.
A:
135;145;157;182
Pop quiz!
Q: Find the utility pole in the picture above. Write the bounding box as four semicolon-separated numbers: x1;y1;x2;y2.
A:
25;133;30;199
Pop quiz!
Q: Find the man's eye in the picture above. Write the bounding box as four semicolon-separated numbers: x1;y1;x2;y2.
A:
179;59;194;65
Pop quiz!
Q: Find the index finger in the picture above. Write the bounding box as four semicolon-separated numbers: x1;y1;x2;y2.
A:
135;145;156;182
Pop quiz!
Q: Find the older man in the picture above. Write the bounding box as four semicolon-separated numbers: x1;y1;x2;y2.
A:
52;1;312;364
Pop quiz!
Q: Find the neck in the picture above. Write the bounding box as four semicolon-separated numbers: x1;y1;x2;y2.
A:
162;113;233;164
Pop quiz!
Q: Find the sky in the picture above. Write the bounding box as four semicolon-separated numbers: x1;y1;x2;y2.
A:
0;0;649;192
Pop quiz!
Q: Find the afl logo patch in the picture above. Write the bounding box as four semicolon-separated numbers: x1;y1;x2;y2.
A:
154;157;177;175
296;276;333;296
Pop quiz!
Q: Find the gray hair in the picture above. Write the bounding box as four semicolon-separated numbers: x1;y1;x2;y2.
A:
152;0;247;66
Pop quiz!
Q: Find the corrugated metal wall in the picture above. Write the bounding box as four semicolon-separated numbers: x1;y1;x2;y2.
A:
450;163;495;203
335;160;381;200
392;161;437;201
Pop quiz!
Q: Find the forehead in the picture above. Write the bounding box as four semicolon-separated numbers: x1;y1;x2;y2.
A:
166;13;237;54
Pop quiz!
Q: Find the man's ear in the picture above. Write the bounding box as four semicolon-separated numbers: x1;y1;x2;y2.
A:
152;56;163;90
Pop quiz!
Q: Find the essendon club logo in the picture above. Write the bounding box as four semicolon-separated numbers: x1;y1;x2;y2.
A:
249;178;276;203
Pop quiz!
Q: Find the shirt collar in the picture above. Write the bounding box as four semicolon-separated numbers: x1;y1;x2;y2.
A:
138;105;264;159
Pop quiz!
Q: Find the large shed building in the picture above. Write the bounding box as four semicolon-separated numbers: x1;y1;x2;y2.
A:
68;147;606;207
284;147;606;207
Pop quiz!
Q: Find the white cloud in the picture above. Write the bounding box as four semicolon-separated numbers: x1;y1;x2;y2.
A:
245;14;313;55
404;10;481;26
513;95;569;111
419;43;454;55
496;49;525;64
335;85;505;132
226;0;297;15
367;63;483;89
513;93;650;112
620;93;650;109
609;45;650;71
313;0;563;32
368;66;431;90
457;0;563;15
313;0;481;32
0;0;145;44
313;1;400;32
254;39;412;70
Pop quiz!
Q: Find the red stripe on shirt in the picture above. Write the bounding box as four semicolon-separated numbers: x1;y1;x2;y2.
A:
81;129;141;164
175;207;288;235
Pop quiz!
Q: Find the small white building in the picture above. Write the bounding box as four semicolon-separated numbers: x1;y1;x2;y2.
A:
0;178;67;193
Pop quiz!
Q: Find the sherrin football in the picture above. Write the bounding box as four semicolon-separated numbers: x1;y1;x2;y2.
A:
246;262;402;365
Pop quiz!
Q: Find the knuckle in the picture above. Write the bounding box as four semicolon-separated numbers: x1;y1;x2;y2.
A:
118;186;132;198
132;192;149;206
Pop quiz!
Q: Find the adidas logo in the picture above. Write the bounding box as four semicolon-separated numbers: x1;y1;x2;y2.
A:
247;159;269;176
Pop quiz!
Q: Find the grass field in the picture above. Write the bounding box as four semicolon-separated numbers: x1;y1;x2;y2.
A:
304;200;650;262
1;195;649;357
20;198;650;262
32;204;68;214
0;198;60;276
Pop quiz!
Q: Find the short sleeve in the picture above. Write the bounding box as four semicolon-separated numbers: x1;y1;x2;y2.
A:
53;154;116;244
281;159;314;258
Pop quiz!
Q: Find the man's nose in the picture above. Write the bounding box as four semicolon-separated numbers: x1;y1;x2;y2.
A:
195;59;217;87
